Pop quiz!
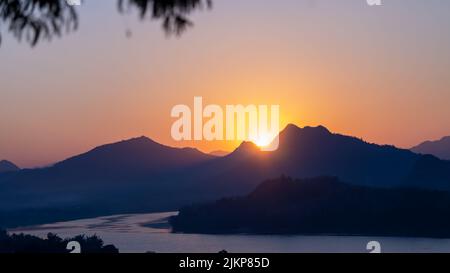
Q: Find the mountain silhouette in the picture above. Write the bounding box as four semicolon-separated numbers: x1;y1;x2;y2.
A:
1;124;450;227
193;124;430;193
171;176;450;237
411;136;450;160
0;137;214;227
267;124;420;188
0;160;20;174
53;136;213;176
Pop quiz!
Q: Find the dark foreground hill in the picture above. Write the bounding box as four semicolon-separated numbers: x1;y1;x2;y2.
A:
170;176;450;237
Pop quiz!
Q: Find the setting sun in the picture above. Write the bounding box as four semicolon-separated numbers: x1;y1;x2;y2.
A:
251;133;275;148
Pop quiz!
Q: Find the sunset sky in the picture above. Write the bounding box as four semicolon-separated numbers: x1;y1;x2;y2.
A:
1;0;450;168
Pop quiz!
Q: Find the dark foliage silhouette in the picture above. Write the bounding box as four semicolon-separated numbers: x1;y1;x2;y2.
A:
0;0;212;46
0;0;77;46
118;0;212;35
0;229;118;253
170;176;450;237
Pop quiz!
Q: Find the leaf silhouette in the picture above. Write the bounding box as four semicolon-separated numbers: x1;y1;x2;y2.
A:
0;0;212;47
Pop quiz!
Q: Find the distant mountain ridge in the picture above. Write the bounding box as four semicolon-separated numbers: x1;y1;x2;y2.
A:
411;136;450;160
1;124;450;228
0;160;20;174
53;136;213;176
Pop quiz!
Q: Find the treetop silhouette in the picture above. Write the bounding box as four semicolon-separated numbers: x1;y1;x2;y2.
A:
0;0;212;47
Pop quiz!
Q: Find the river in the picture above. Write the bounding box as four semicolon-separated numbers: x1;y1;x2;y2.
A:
10;212;450;253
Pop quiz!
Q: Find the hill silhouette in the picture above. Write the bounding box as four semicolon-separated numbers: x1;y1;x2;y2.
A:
411;136;450;160
0;160;19;174
186;124;449;196
1;124;450;227
264;124;420;188
170;176;450;237
53;136;213;175
0;136;214;227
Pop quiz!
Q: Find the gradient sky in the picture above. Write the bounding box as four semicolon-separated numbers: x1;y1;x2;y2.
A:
1;0;450;168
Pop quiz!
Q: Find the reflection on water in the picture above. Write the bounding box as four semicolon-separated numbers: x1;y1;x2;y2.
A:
10;212;450;253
